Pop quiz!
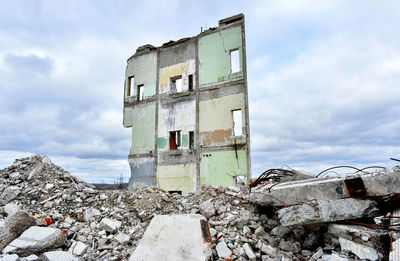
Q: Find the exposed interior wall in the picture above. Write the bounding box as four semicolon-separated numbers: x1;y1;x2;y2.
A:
198;26;243;86
157;164;196;195
158;99;196;150
125;51;157;101
159;59;195;94
200;150;248;187
130;102;156;154
199;93;246;147
128;157;155;188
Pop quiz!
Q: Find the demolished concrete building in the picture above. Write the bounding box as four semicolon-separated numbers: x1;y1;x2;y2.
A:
123;14;251;195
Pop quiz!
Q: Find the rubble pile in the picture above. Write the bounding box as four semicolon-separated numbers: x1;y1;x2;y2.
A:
0;155;399;260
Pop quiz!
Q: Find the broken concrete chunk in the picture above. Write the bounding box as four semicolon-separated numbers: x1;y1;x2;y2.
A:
327;224;387;258
0;211;36;252
0;254;20;261
24;254;40;261
3;226;66;257
0;187;21;205
278;198;379;226
243;243;256;260
69;241;88;256
28;164;43;180
3;204;20;217
339;237;378;261
199;199;215;219
129;214;212;261
216;241;232;259
41;251;76;261
114;232;130;245
321;253;350;261
260;243;277;257
83;208;101;222
98;218;121;233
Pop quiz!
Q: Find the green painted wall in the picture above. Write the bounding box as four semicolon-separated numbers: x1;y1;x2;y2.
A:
125;51;157;99
198;26;243;85
200;149;247;187
130;103;156;154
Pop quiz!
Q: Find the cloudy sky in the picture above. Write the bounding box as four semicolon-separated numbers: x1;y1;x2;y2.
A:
1;0;399;183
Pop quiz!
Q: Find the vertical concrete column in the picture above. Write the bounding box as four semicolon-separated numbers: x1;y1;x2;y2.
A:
154;49;160;186
195;35;201;192
241;19;252;183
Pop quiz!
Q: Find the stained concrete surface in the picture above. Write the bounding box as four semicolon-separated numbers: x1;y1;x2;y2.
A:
129;214;212;261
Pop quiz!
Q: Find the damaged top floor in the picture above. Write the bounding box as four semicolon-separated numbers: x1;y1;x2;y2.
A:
122;14;251;195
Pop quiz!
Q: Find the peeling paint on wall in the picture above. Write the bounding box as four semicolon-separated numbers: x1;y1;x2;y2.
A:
128;157;155;188
130;103;156;154
157;164;196;195
199;26;243;86
159;59;195;94
200;150;247;187
158;100;196;151
199;93;245;146
125;51;157;100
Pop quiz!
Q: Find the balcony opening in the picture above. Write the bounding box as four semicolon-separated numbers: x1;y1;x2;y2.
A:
169;130;181;150
230;49;240;74
127;76;134;96
170;75;183;93
189;131;194;150
138;84;144;101
232;109;243;136
188;74;193;91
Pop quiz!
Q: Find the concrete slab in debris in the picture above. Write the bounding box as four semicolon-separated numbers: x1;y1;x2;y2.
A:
278;198;379;226
2;226;66;257
0;254;19;261
251;167;400;206
42;251;76;261
129;214;212;261
325;221;389;253
339;237;378;261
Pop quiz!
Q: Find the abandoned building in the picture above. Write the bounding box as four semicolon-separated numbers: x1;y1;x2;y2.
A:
123;14;251;195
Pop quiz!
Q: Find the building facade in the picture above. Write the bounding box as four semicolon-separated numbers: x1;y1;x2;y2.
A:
123;14;251;195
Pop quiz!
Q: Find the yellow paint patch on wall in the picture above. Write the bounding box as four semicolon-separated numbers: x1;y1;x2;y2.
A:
200;129;232;146
157;164;196;195
159;60;195;94
199;93;245;132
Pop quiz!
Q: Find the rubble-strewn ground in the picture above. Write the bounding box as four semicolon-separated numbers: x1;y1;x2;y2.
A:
0;155;393;260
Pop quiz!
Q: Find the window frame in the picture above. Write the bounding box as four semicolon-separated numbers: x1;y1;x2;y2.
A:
232;109;243;137
229;49;241;74
137;84;144;101
127;76;135;97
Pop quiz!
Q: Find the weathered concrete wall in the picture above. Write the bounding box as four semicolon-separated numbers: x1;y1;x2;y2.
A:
125;51;157;100
159;40;195;68
199;93;245;147
157;164;196;195
129;102;156;154
198;26;243;86
159;59;196;94
200;150;247;187
128;157;155;188
158;99;196;151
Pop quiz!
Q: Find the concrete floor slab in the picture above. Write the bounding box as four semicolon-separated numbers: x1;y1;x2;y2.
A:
129;214;212;261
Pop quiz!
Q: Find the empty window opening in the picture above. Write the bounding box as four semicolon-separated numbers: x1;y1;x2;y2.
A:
189;131;194;150
188;75;193;91
230;49;240;74
127;76;134;96
232;109;243;136
138;84;144;101
168;190;182;195
170;76;183;93
169;131;181;150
